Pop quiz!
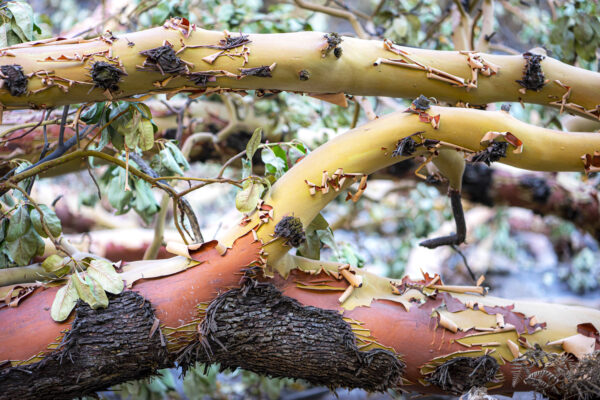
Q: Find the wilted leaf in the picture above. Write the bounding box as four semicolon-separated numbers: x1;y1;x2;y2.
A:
164;141;189;171
81;102;106;124
261;147;287;178
108;169;133;213
50;277;78;322
6;205;30;241
246;127;262;160
5;1;35;42
138;119;155;151
235;181;264;213
133;179;159;224
30;204;62;238
87;259;124;294
159;147;184;176
42;254;70;277
72;272;109;309
5;226;44;266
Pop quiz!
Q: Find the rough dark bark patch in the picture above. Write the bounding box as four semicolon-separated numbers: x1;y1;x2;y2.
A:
239;65;273;77
274;216;306;247
188;72;217;86
393;136;418;157
513;351;600;400
298;69;311;81
139;45;187;75
322;33;343;58
516;52;546;91
90;61;126;91
179;283;405;392
425;355;499;395
0;291;170;400
470;141;508;166
0;65;28;96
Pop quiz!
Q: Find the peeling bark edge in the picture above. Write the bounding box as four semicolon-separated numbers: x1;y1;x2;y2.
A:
0;291;171;400
178;282;406;392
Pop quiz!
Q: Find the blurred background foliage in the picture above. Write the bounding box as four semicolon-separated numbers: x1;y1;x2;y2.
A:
4;0;600;398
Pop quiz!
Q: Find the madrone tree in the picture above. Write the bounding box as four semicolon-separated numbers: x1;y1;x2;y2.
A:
0;1;599;399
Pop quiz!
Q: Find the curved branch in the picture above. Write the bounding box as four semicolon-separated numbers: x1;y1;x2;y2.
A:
0;22;598;119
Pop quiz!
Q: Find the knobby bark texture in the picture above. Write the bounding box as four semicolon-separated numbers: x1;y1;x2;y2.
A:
0;291;170;400
180;282;405;391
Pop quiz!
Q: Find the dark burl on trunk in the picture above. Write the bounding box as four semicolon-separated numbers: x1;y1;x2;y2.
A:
179;282;405;392
0;291;170;400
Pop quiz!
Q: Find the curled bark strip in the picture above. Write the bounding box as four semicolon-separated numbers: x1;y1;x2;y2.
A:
180;282;405;391
0;291;170;400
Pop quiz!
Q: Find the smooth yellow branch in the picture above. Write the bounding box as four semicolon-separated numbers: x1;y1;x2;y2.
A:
0;20;599;118
219;106;600;262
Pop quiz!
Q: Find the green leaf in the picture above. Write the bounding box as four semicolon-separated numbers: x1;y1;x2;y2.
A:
50;277;78;322
241;157;252;179
42;254;70;277
0;218;7;243
164;141;190;171
5;226;44;266
261;147;286;178
86;259;124;294
307;213;329;231
159;147;184;176
246;127;262;160
81;102;106;124
30;204;62;238
297;229;321;260
108;169;133;213
109;126;125;151
132;179;159;224
72;272;109;310
6;205;30;241
6;1;35;41
13;161;33;201
138;119;155;151
235;181;264;213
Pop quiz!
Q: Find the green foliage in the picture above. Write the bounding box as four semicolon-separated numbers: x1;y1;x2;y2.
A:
139;0;190;27
50;258;123;322
83;101;158;153
547;0;600;65
559;248;600;293
0;1;41;47
100;158;161;225
0;180;62;267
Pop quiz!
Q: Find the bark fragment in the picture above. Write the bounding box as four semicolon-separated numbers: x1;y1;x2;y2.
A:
90;61;126;91
516;52;546;91
138;44;188;75
322;33;343;58
179;283;405;391
274;216;306;247
425;355;499;395
0;65;28;96
470;141;508;166
0;291;170;400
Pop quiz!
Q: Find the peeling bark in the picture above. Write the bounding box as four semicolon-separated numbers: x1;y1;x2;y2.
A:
0;291;170;400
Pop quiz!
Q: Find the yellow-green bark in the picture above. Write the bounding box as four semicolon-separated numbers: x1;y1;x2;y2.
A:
0;19;599;119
